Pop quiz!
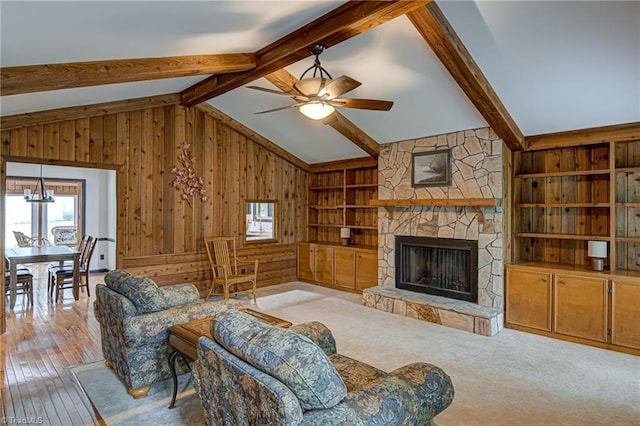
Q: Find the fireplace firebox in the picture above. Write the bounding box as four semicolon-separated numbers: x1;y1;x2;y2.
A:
395;236;478;302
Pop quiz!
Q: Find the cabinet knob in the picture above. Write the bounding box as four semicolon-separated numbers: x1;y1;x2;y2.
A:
559;280;566;284
541;278;547;282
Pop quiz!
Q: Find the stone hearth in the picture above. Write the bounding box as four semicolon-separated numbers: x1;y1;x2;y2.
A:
363;286;503;336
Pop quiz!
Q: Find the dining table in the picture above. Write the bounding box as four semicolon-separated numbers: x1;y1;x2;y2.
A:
5;245;81;309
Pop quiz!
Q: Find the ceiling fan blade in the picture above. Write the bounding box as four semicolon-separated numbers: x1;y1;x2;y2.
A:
323;76;361;99
329;98;393;111
253;103;306;115
247;86;309;102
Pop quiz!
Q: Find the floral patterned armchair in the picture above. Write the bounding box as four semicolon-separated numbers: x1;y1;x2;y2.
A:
192;309;454;425
94;270;235;398
50;226;78;247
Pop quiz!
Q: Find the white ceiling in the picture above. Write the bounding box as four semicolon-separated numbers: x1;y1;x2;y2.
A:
1;1;638;164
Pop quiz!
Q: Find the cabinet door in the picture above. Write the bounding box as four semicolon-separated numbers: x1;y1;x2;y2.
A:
334;248;356;289
314;246;334;284
297;243;314;281
554;274;607;342
611;280;640;350
355;251;378;290
505;268;552;331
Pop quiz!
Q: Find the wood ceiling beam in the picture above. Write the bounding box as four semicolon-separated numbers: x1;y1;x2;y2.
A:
525;121;640;151
1;54;256;96
265;69;379;157
0;94;181;130
407;4;526;151
180;0;430;106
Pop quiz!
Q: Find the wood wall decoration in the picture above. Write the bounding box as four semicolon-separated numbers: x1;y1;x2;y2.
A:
171;141;208;206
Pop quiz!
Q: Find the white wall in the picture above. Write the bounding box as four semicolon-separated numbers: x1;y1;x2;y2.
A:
6;162;116;271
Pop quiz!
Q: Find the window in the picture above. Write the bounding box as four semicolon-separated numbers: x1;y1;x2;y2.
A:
245;200;277;242
5;177;83;247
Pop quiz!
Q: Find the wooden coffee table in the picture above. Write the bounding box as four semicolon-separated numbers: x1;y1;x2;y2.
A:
167;308;292;408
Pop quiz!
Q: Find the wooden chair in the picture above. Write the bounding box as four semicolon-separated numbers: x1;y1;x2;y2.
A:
50;236;97;302
204;237;258;302
47;235;91;296
4;258;33;306
13;231;50;247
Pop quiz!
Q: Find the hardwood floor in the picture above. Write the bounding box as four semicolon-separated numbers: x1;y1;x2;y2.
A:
1;266;104;425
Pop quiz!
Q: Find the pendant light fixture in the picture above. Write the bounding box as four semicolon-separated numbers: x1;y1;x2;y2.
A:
24;165;54;203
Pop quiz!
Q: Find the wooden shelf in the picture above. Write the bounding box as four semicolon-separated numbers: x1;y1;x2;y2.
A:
370;198;495;221
309;186;343;191
308;162;378;247
616;203;640;207
615;167;640;174
370;198;496;207
517;203;610;208
515;169;610;179
309;204;379;209
616;237;640;243
515;233;611;241
309;205;342;210
346;183;378;189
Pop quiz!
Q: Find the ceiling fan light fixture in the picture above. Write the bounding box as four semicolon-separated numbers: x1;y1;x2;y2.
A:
294;77;332;97
298;102;335;120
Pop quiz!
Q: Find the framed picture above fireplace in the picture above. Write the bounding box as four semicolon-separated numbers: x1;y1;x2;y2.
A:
411;149;452;187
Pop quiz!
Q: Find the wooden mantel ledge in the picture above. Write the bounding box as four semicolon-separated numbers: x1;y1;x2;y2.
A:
370;198;497;221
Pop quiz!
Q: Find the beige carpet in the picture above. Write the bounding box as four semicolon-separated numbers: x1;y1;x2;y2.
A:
245;282;640;426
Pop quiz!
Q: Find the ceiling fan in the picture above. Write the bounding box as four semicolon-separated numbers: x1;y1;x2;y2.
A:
247;44;393;120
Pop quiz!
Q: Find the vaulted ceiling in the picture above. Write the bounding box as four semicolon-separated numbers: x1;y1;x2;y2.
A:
1;1;638;164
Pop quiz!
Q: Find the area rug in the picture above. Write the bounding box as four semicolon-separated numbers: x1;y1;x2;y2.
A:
70;361;202;425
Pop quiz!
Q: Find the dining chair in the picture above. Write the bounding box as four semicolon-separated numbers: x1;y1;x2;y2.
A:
50;236;97;302
204;236;258;302
4;258;33;306
47;235;91;297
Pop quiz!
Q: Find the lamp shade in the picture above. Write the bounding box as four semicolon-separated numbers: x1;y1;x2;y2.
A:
298;103;335;120
340;227;351;239
588;241;607;258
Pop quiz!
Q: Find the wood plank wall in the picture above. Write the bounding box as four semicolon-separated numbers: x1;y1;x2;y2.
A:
0;102;309;299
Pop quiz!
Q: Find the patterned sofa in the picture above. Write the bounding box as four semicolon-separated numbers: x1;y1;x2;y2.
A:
192;309;454;425
94;269;235;398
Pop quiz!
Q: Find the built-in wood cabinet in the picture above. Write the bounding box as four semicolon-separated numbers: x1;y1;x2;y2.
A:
507;137;639;354
553;274;608;342
300;159;379;293
334;247;356;289
308;160;378;248
505;268;552;331
610;280;640;350
297;242;377;292
297;242;334;285
355;250;377;291
513;139;639;271
505;263;640;355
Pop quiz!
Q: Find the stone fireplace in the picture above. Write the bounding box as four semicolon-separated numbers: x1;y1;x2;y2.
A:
395;236;478;302
362;127;505;336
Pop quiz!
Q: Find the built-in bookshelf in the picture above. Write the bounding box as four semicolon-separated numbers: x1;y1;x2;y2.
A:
513;139;640;272
308;162;378;248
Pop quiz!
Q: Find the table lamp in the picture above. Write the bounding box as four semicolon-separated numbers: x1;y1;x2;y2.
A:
587;241;607;271
340;227;351;246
